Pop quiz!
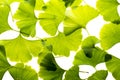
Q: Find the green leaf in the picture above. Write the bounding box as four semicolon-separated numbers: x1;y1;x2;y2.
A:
96;0;120;22
0;5;11;34
46;29;82;56
13;1;37;37
88;70;108;80
100;23;120;50
73;36;106;67
35;0;44;10
0;45;11;80
39;0;66;35
39;53;65;80
64;66;81;80
106;56;120;80
81;36;99;48
2;35;42;62
9;63;38;80
64;5;98;35
73;47;107;67
0;0;24;4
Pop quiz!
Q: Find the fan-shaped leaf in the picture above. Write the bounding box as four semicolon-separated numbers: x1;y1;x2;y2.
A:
38;0;66;35
64;5;98;35
88;70;108;80
0;45;11;80
100;23;120;50
9;63;38;80
13;1;37;37
39;53;65;80
97;0;120;22
2;35;42;62
64;66;81;80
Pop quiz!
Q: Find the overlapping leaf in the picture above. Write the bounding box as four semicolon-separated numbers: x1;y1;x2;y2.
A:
100;23;120;50
2;35;42;62
97;0;120;22
38;0;66;35
64;5;98;35
0;45;11;80
0;0;23;5
64;66;81;80
106;56;120;80
46;29;82;56
0;4;11;34
13;1;37;37
9;63;38;80
63;0;82;7
88;70;108;80
39;53;65;80
73;36;107;67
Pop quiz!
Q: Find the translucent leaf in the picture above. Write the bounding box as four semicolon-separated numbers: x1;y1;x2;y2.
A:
39;0;66;35
88;70;108;80
0;0;23;4
35;0;44;10
0;5;11;34
74;36;106;67
0;45;11;80
73;47;107;67
13;1;37;37
96;0;120;22
2;35;42;62
81;36;99;48
64;66;81;80
46;29;82;56
9;63;38;80
100;23;120;50
106;56;120;80
39;53;65;80
64;5;98;34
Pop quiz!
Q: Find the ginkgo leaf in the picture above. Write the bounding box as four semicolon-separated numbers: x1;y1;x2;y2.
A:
38;0;66;35
0;0;23;5
35;0;44;10
2;35;42;62
0;5;11;34
0;45;11;80
73;36;106;67
64;66;81;80
106;56;120;80
39;53;65;80
73;47;107;67
88;70;108;80
96;0;120;22
100;23;120;50
9;63;38;80
81;36;99;48
13;1;37;37
64;5;98;34
46;29;82;56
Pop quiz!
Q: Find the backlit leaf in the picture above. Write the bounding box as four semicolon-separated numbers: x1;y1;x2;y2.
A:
9;63;38;80
0;45;11;80
100;23;120;50
64;66;81;80
39;53;65;80
13;1;37;37
38;0;66;35
46;29;82;56
88;70;108;80
0;5;11;34
64;5;98;34
106;56;120;80
2;35;42;62
97;0;120;22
